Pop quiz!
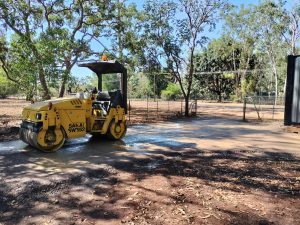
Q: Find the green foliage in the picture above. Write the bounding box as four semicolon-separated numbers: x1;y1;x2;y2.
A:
147;73;169;97
241;79;253;96
80;73;122;92
104;0;142;66
142;0;227;115
0;0;297;103
0;35;38;100
161;83;182;100
0;0;116;98
66;75;97;93
222;1;291;99
0;72;18;98
103;74;121;91
128;73;153;98
0;0;52;98
194;35;244;101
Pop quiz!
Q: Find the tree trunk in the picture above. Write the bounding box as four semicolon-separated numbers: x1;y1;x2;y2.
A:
270;60;278;105
31;46;50;100
268;49;278;106
26;93;34;101
217;75;222;102
59;65;71;98
274;69;278;106
117;0;123;63
4;13;51;100
232;48;241;100
218;92;222;102
59;79;66;97
185;40;195;117
291;39;296;56
290;14;297;56
184;95;189;117
38;67;51;100
241;55;251;100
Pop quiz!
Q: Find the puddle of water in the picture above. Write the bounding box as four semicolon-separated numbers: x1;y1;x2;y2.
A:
0;118;268;157
145;161;161;170
0;140;27;153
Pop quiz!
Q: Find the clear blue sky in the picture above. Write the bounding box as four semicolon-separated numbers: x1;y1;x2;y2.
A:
72;0;292;78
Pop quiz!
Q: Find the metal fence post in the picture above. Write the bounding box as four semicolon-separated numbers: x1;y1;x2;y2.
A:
181;99;183;116
156;100;158;118
243;97;247;121
147;96;149;120
272;99;275;119
128;100;131;122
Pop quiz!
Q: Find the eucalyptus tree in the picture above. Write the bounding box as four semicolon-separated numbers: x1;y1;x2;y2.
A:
0;0;114;99
0;35;39;100
282;2;300;55
142;0;228;116
37;0;114;97
0;0;53;99
224;1;289;99
194;36;239;101
102;0;135;61
223;5;258;100
194;34;267;101
100;0;148;74
253;0;288;99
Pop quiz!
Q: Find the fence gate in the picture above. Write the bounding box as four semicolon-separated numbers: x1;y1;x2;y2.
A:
243;96;285;121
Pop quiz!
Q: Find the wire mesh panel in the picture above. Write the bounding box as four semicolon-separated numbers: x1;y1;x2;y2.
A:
243;96;285;121
127;99;196;123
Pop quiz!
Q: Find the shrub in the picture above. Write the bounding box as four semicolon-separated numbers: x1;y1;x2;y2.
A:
161;83;182;100
0;76;18;99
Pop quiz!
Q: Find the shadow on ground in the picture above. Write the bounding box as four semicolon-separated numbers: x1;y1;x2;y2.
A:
0;118;299;224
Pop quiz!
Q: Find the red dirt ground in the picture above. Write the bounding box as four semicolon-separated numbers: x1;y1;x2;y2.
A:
0;116;299;225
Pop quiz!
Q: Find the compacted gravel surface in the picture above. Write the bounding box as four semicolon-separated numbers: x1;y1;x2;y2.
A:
0;116;299;225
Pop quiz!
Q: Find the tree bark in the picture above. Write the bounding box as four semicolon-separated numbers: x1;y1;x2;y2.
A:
59;79;67;97
217;75;222;102
290;11;298;56
273;66;278;106
184;95;189;117
117;0;123;62
184;40;196;117
38;66;51;100
267;48;278;105
31;47;51;99
58;60;72;98
218;92;222;102
232;48;240;100
59;65;71;97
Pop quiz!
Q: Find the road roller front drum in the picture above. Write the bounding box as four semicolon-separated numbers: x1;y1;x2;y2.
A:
20;127;66;153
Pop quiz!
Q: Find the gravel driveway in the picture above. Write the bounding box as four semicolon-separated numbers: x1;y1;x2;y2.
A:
0;117;299;225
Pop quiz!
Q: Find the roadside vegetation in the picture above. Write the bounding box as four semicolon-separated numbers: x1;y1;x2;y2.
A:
0;0;299;116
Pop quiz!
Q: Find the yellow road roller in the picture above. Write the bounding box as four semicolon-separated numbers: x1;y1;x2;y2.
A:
19;60;127;152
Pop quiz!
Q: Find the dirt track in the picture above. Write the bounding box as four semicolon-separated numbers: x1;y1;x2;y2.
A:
0;116;299;225
0;98;284;142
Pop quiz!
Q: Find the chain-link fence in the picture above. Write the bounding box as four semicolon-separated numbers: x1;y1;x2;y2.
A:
243;96;285;121
127;99;197;124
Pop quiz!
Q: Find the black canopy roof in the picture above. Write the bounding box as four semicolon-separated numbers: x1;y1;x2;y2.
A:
78;60;126;74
